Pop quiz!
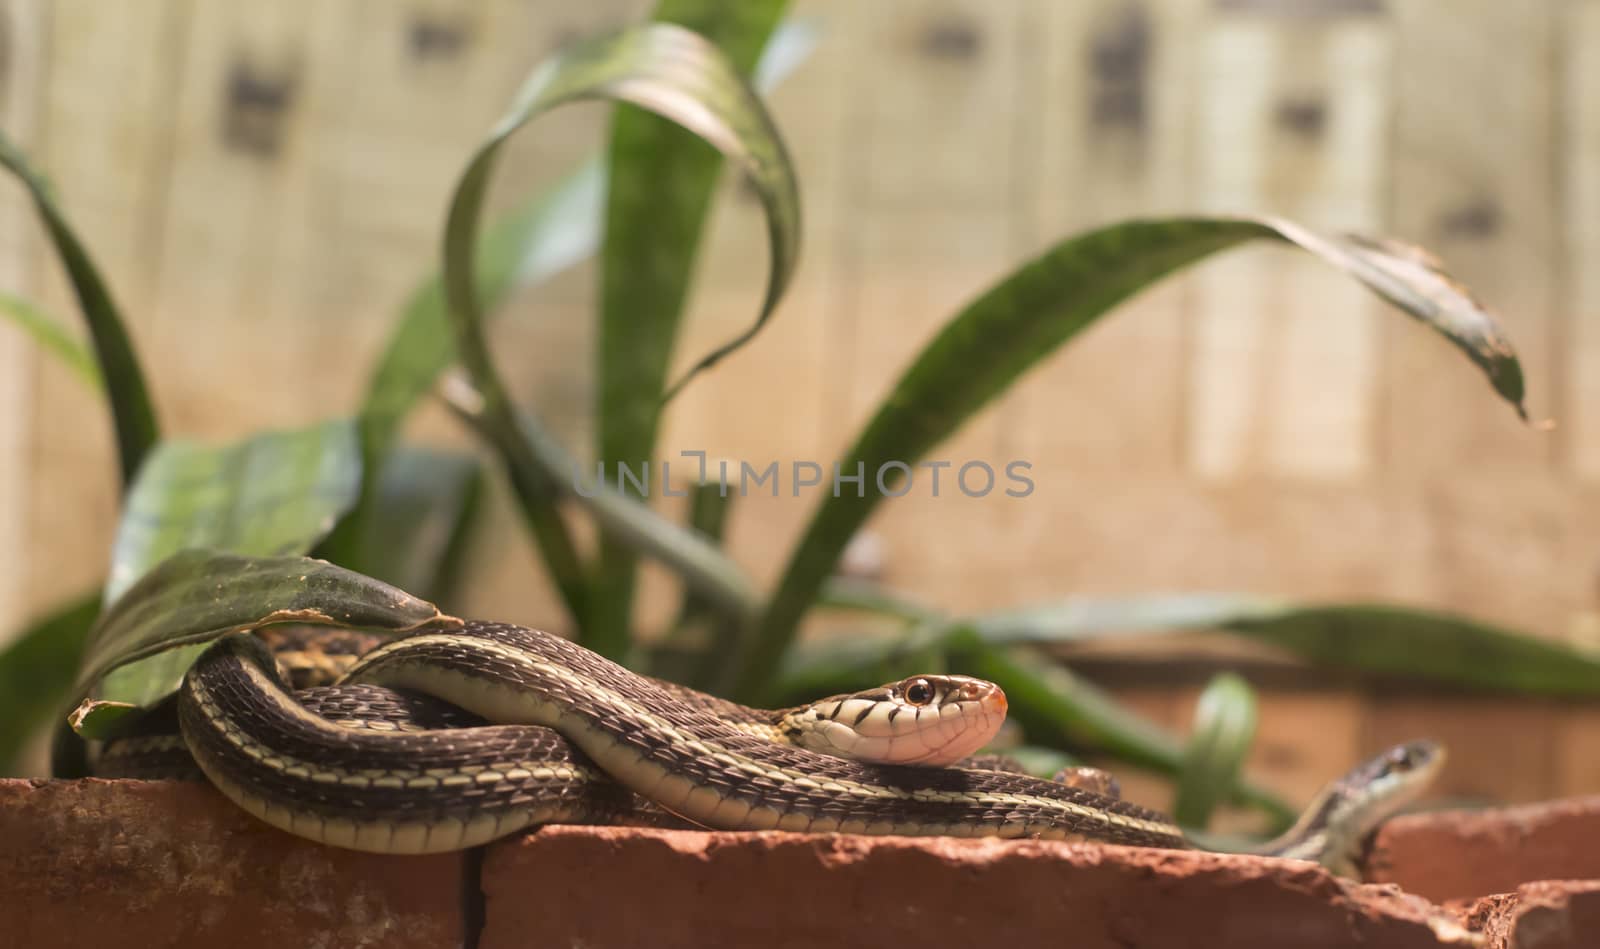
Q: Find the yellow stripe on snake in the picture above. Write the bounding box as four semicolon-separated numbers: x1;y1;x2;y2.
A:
95;621;1442;876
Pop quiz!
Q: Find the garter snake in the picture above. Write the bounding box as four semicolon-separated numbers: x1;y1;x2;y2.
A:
113;621;1441;873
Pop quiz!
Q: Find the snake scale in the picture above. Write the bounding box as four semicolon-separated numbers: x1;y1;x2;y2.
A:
96;620;1443;875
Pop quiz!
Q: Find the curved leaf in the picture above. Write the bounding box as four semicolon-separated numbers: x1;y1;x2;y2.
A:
443;22;797;655
1173;673;1258;828
592;3;796;660
353;15;813;472
0;130;158;485
0;292;100;390
734;216;1529;699
0;592;98;773
73;551;458;737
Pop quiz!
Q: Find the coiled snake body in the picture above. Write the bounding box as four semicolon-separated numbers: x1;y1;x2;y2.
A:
103;621;1442;874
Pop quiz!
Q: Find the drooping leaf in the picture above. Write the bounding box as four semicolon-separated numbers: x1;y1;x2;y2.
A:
0;129;158;485
0;592;98;773
1173;673;1259;828
352;15;814;474
443;21;797;656
0;292;101;390
735;216;1529;700
71;551;458;740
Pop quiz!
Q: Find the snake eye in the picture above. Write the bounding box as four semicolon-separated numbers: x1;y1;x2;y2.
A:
1386;746;1416;772
903;678;935;706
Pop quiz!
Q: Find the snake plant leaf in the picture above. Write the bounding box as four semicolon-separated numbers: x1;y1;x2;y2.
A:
592;3;795;657
734;216;1530;700
444;21;797;655
329;446;484;606
0;130;158;486
1172;673;1259;828
0;592;99;774
0;292;101;391
333;17;815;598
68;551;460;744
353;15;814;474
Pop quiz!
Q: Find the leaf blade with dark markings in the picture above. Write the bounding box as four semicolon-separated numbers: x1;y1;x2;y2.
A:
442;21;798;654
736;215;1529;699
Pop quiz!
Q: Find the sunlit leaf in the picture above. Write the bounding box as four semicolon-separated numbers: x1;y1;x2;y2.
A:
443;21;796;654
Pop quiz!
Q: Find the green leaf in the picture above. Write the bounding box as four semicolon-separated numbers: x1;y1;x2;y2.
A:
105;419;362;605
593;3;796;659
352;14;814;477
0;593;98;773
0;129;159;486
734;216;1530;700
1173;673;1258;828
329;447;484;605
71;551;458;739
1221;602;1600;696
0;292;101;390
444;21;797;656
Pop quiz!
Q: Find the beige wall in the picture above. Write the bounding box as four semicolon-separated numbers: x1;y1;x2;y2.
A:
2;0;1598;806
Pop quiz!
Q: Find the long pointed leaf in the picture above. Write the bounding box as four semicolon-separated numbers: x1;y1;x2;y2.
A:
734;216;1529;700
0;130;158;485
444;22;797;656
593;3;796;659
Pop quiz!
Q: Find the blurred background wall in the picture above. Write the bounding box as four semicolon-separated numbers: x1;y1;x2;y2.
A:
1;0;1598;810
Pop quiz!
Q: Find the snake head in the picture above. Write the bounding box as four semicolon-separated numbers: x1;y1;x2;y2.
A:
784;674;1008;767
